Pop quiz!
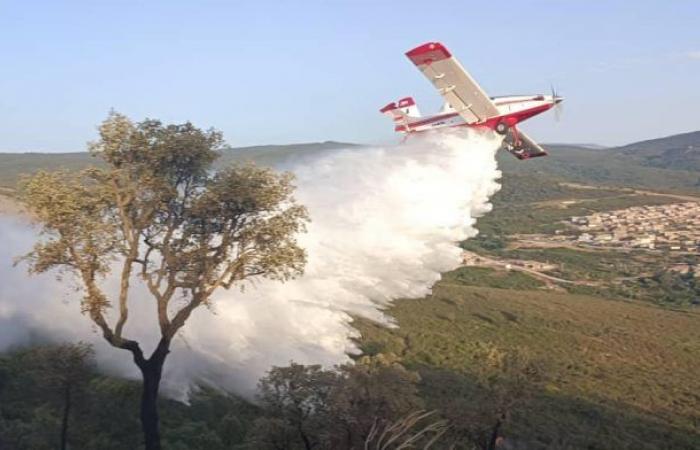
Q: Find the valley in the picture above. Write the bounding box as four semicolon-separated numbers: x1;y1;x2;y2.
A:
2;132;700;448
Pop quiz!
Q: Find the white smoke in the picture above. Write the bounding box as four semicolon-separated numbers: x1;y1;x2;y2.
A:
0;130;502;398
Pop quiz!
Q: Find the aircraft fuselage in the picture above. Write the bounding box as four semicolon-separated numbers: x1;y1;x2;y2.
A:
393;95;561;134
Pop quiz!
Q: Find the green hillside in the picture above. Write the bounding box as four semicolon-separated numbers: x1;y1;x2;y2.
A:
353;155;700;447
4;130;699;193
499;145;700;193
356;280;700;449
0;152;98;189
2;132;700;447
611;130;700;171
0;141;359;189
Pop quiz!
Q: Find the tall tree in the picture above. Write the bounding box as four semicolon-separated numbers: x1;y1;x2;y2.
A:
20;112;309;449
28;343;95;450
0;343;95;450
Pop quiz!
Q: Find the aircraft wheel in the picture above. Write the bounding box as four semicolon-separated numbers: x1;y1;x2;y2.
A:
495;122;509;135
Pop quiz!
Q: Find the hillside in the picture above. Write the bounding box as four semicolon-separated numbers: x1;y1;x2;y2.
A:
356;280;700;449
2;131;700;448
216;141;362;168
611;130;700;171
0;152;96;189
3;131;699;194
351;156;700;448
493;130;700;193
0;141;359;189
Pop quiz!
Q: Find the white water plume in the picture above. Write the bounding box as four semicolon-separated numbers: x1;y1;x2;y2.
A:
0;130;502;397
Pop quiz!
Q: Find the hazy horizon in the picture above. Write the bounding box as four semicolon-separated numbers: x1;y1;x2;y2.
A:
2;131;699;155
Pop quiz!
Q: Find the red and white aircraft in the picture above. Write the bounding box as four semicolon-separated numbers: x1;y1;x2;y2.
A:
380;42;563;159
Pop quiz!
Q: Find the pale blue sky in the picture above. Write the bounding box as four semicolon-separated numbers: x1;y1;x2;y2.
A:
1;0;699;152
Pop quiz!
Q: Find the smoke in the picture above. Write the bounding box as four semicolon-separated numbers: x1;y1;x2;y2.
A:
0;130;502;398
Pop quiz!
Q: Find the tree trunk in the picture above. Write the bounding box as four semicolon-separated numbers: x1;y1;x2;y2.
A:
60;384;71;450
487;414;505;450
299;426;313;450
138;340;170;450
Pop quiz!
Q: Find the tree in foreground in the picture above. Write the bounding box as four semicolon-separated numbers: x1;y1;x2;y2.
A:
20;112;309;450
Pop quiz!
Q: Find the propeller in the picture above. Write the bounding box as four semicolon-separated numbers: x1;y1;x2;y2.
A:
550;84;564;121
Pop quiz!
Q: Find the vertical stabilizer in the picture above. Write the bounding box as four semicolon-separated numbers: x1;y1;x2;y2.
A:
380;97;421;132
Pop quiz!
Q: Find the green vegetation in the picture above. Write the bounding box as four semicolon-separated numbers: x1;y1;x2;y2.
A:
442;267;544;290
355;281;700;449
0;344;260;449
498;133;700;193
462;158;700;307
0;344;455;449
4;288;699;449
3;130;699;194
248;360;434;449
475;178;682;237
468;214;700;307
0;141;359;189
0;152;98;189
398;136;700;446
3;131;700;448
19;113;310;450
611;130;700;171
636;268;700;306
494;247;642;281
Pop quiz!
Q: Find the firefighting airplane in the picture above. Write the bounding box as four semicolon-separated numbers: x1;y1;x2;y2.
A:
380;42;563;159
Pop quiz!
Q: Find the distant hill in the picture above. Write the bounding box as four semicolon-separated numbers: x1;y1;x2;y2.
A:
543;143;609;150
0;141;360;189
0;152;96;189
2;131;700;194
498;131;700;193
610;130;700;171
216;141;362;168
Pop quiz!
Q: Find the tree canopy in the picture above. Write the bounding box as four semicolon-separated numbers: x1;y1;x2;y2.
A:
20;112;309;449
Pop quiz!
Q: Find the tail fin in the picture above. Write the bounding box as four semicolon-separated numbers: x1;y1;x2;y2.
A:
396;97;421;117
380;96;421;123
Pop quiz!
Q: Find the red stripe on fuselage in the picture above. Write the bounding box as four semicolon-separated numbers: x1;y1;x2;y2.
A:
398;112;460;130
398;103;553;133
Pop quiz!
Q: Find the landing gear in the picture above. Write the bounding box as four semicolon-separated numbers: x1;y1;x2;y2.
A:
497;122;522;146
501;125;528;159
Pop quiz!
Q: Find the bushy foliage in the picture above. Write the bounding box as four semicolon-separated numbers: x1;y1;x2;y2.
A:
0;344;260;449
638;267;700;306
0;346;451;450
246;356;429;450
18;113;310;449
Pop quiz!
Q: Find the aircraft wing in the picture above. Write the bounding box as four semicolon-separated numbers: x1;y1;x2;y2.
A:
504;129;548;160
405;42;500;124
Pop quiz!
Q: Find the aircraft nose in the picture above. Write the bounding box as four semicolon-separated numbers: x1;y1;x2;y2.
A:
554;96;564;104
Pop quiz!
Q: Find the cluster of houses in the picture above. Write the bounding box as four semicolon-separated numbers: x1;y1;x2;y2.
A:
568;202;700;251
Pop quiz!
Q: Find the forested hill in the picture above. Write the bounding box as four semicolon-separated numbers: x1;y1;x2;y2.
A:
613;130;700;155
217;141;362;168
498;129;700;192
0;141;360;189
3;130;700;193
610;130;700;171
